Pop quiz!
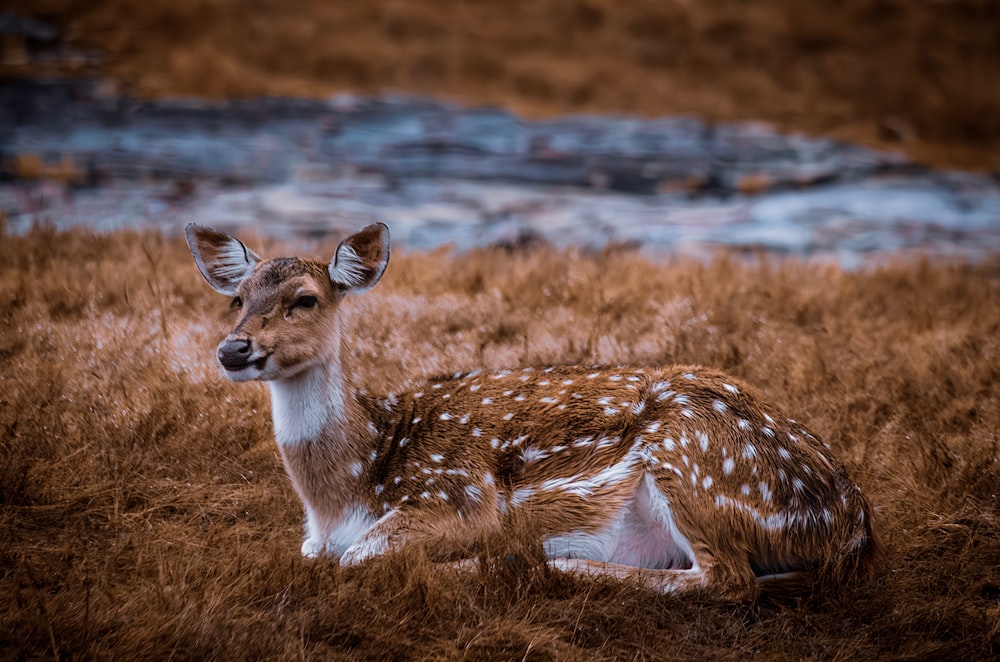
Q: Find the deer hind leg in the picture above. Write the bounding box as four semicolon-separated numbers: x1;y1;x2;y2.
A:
551;473;759;599
550;557;710;594
550;542;758;599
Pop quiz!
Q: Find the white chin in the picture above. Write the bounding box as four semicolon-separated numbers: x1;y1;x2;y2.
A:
221;362;275;382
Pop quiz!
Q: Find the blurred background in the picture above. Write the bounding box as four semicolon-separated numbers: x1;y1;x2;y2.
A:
2;0;999;261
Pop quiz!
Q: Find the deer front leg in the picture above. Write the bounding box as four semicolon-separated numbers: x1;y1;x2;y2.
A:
301;508;326;558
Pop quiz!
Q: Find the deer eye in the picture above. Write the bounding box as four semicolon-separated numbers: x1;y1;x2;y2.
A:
293;295;318;310
231;296;243;309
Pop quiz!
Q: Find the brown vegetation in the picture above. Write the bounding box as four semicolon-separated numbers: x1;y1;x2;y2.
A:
5;0;1000;171
1;222;997;658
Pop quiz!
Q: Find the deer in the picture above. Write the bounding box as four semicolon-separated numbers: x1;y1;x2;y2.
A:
185;222;878;600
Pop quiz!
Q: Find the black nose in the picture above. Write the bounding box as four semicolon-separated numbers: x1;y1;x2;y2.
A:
218;338;253;369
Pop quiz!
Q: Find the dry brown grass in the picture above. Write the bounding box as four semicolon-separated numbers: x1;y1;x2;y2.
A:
1;222;998;659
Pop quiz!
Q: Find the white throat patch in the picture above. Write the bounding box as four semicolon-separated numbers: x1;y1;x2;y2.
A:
268;363;349;445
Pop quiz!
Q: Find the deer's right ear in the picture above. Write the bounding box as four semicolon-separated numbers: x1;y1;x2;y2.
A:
185;223;261;296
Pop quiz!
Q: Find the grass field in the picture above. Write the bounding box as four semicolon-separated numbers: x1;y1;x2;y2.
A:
1;222;997;659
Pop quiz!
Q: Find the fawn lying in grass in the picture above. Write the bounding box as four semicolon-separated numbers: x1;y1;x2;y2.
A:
186;222;877;599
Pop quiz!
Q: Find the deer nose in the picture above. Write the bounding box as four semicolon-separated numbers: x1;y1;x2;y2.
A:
218;338;253;369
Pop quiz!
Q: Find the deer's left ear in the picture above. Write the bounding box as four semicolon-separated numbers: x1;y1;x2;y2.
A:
329;223;390;294
185;223;261;296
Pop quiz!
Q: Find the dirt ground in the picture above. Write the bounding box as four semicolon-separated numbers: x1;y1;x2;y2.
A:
1;223;997;659
4;0;1000;172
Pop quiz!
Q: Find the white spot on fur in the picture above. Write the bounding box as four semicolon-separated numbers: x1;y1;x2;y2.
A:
595;435;621;449
472;427;482;437
713;400;728;413
350;462;363;477
702;475;713;490
522;447;549;462
503;412;514;421
539;453;636;497
714;495;801;533
759;482;772;503
723;383;739;394
645;421;662;434
510;488;535;506
737;418;750;431
722;457;735;475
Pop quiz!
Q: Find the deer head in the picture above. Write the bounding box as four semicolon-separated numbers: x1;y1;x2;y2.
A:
185;223;390;382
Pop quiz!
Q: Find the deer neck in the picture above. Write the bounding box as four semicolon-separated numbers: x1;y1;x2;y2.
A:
266;335;372;515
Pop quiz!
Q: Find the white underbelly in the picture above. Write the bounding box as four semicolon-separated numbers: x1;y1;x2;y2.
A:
542;472;694;569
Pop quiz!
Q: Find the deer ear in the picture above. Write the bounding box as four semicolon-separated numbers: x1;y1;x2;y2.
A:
328;223;390;294
185;223;261;296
